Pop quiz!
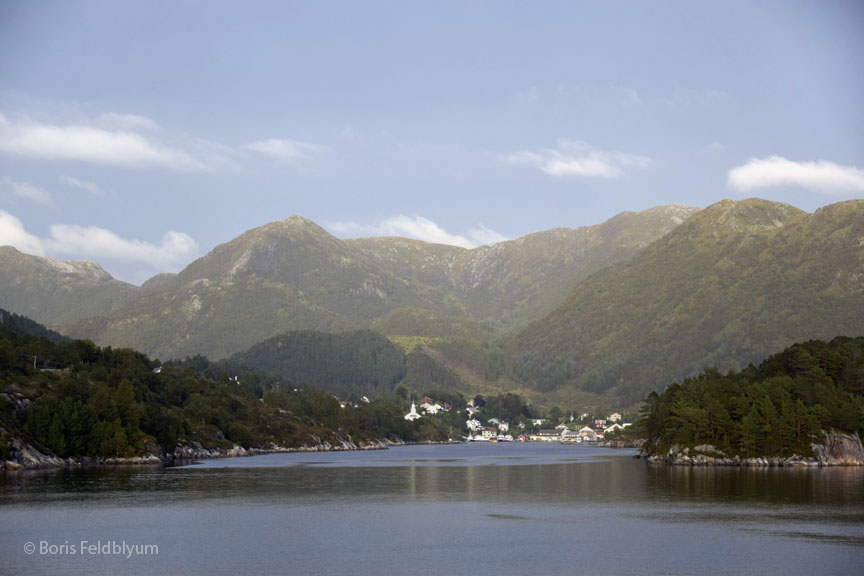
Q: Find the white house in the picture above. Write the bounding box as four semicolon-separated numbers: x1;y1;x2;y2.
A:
604;423;624;435
532;418;546;426
498;421;510;433
607;412;622;423
466;419;483;432
578;426;596;441
422;402;443;415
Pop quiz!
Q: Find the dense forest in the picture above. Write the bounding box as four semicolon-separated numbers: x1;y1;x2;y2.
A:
0;311;474;463
0;308;66;343
227;329;406;399
636;336;864;458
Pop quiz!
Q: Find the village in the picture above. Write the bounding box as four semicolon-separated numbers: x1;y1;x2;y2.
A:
404;396;632;443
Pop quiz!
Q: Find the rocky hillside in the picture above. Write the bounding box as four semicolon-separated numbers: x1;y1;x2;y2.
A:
0;246;137;327
512;199;864;404
61;207;696;359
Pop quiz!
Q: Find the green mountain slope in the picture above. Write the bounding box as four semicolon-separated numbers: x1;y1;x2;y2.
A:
62;207;694;359
227;329;406;398
0;247;137;327
512;199;864;404
351;204;700;330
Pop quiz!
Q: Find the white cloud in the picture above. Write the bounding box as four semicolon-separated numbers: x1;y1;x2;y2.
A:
503;140;651;178
58;175;110;197
44;225;199;269
0;112;208;171
0;210;199;283
96;113;159;132
244;138;324;162
0;210;45;256
7;179;54;207
728;156;864;193
327;216;508;249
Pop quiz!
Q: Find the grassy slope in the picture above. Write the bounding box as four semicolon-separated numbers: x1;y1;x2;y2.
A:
512;199;864;405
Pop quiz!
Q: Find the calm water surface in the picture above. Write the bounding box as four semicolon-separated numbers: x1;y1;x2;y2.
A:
2;443;863;575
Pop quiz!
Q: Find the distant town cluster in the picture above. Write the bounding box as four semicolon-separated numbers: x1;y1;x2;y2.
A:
404;396;631;443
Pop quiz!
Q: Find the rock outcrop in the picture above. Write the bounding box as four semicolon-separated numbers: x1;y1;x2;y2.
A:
641;432;864;467
3;432;394;473
811;432;864;466
3;437;66;471
166;435;392;463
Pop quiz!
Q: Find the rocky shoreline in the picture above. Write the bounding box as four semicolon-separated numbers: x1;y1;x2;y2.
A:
1;434;397;473
636;432;864;467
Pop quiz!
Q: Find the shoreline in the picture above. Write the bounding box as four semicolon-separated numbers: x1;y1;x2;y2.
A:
1;436;470;474
634;432;864;468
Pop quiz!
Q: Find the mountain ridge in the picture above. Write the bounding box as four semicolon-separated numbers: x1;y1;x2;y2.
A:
511;198;864;404
4;203;697;359
2;198;860;411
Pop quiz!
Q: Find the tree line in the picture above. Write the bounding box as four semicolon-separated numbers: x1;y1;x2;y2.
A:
0;312;458;461
636;336;864;457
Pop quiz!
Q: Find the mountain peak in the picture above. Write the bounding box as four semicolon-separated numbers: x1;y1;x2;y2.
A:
0;245;115;282
283;214;315;225
689;198;806;232
253;215;333;239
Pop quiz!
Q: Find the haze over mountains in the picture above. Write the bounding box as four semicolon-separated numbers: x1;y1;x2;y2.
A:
1;199;862;407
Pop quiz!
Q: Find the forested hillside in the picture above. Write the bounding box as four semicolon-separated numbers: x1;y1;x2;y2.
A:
637;337;864;458
0;315;443;464
227;329;407;398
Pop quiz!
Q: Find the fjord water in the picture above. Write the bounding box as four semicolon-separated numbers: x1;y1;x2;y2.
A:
2;444;863;575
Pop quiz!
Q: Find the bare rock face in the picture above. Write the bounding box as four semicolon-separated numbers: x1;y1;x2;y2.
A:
811;432;864;466
5;437;65;470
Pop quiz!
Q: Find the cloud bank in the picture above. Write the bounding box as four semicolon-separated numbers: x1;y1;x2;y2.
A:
503;140;650;178
0;110;325;173
0;112;207;171
0;211;46;256
728;156;864;193
44;225;199;270
327;216;508;249
0;209;199;283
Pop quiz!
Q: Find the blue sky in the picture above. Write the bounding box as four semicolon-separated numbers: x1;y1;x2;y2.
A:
1;0;862;284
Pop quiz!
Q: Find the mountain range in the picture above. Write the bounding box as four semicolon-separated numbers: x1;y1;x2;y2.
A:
1;199;861;408
511;199;864;405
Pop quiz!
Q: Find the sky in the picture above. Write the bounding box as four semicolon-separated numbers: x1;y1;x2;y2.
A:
1;0;862;284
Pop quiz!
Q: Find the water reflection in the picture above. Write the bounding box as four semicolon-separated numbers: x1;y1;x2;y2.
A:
644;463;864;506
3;445;864;576
3;445;863;511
